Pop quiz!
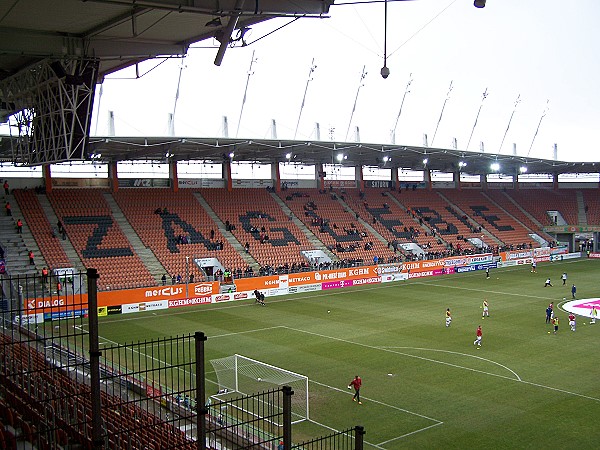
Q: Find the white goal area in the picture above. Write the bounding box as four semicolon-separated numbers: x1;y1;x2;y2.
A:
209;354;309;423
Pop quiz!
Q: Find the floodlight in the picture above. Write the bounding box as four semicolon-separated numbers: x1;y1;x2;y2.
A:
491;162;500;171
286;153;292;160
423;158;428;165
519;166;528;173
336;153;344;162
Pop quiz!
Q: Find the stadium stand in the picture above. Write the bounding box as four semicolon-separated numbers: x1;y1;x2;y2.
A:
581;188;600;225
343;188;443;255
46;189;155;290
13;189;71;269
113;188;248;279
507;189;579;226
200;188;318;268
278;188;398;264
388;189;480;253
442;189;535;248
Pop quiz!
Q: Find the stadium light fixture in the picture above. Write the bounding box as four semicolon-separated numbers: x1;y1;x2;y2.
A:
383;156;390;163
336;153;345;162
423;158;428;165
519;166;528;173
474;0;486;8
491;162;500;171
229;152;234;159
286;153;292;160
458;161;467;169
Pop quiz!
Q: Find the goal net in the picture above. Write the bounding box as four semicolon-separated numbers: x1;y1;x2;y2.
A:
209;354;309;423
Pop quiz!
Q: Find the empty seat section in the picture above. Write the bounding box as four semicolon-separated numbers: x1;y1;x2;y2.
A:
581;189;600;225
507;189;579;226
46;189;155;290
443;189;534;248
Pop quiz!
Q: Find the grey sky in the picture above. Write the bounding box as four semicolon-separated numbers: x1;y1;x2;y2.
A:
90;0;600;163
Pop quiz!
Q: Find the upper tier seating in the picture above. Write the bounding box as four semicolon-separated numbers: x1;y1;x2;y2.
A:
200;188;316;267
113;188;247;277
47;189;155;290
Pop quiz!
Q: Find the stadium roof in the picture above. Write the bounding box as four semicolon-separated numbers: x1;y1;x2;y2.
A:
78;136;599;175
0;0;333;82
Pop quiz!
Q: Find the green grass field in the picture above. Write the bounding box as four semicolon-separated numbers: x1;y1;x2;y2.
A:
95;258;600;449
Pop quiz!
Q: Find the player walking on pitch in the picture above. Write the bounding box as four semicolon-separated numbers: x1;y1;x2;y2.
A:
552;316;559;334
568;312;576;331
473;325;482;347
591;306;598;324
482;299;489;318
348;375;362;404
445;308;452;327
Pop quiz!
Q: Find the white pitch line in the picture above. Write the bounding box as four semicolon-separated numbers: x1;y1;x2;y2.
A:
283;326;600;403
376;422;444;446
412;281;556;300
378;346;521;381
306;419;385;450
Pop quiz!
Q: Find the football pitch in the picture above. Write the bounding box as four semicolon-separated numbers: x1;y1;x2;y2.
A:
96;258;600;448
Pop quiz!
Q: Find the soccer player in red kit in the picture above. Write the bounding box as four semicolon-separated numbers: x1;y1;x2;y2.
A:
568;312;576;331
473;325;482;347
348;375;362;404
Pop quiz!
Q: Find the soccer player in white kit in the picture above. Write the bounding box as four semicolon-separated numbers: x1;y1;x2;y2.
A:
482;299;489;318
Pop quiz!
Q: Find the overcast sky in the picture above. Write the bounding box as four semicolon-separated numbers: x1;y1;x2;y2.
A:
89;0;600;163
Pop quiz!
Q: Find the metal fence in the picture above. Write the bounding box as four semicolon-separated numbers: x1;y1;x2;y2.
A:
0;268;364;449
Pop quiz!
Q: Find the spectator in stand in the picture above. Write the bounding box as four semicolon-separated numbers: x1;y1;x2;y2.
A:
57;220;63;233
161;274;167;285
16;218;23;234
3;180;9;195
41;267;49;285
5;201;11;216
28;250;34;265
56;280;62;294
189;273;194;283
171;274;176;285
176;274;182;284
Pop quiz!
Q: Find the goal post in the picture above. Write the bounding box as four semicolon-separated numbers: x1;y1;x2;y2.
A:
209;354;309;423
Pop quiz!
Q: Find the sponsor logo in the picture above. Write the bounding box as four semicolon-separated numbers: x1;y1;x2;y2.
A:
289;276;311;283
589;252;600;259
375;265;400;274
456;265;476;273
234;292;248;300
107;305;122;315
28;299;66;310
168;297;212;308
264;279;279;286
289;286;298;294
194;284;213;295
139;303;147;311
408;270;434;279
352;277;381;285
122;304;139;313
214;295;230;302
349;267;370;276
145;286;184;298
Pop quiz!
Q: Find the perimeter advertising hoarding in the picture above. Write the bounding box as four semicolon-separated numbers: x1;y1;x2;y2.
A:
23;282;218;315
